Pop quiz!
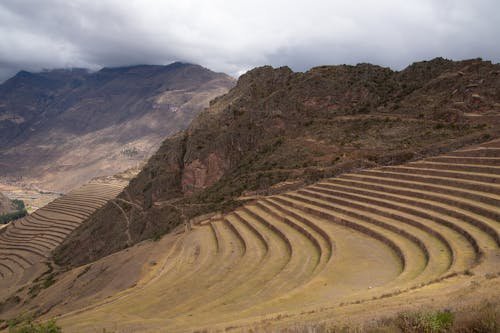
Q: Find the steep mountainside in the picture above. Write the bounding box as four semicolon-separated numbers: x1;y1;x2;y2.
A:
0;63;234;192
55;58;500;266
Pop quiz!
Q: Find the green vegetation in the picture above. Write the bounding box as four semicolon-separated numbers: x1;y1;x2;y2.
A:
0;199;27;224
5;313;33;331
0;210;27;224
397;310;454;332
121;147;139;157
3;313;60;333
272;303;498;332
152;231;164;241
7;316;61;333
12;199;26;211
28;264;57;298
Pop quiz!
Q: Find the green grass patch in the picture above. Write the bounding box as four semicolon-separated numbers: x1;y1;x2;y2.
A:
8;318;61;333
397;310;453;332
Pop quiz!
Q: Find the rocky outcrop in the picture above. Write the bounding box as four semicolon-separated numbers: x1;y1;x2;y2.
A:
182;153;229;194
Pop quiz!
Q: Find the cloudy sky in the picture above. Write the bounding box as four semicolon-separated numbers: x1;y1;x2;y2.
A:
0;0;499;81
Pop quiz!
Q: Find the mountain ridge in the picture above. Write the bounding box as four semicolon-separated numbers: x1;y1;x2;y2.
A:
54;57;500;267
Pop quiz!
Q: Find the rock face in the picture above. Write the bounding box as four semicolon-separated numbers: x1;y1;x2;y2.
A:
55;58;500;267
0;63;235;192
182;153;229;194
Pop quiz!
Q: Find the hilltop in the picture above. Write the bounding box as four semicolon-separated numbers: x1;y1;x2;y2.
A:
0;63;234;192
55;57;500;267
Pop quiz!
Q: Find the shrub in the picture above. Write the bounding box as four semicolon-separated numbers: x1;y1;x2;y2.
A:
304;168;324;183
42;274;56;289
121;147;139;157
12;199;25;211
9;319;61;333
397;310;453;332
0;209;27;224
28;271;57;299
152;231;164;242
0;199;28;224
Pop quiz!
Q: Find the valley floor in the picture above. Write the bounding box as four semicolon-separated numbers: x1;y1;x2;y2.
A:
0;182;61;213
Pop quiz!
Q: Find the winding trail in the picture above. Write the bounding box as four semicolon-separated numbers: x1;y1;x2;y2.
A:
109;200;133;246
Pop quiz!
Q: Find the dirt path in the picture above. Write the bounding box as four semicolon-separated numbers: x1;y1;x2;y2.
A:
109;200;133;246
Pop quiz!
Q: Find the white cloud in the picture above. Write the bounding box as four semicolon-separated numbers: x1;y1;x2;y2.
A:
0;0;499;81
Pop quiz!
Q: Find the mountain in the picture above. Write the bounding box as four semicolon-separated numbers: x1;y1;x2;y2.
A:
1;58;499;332
0;63;235;192
55;57;500;267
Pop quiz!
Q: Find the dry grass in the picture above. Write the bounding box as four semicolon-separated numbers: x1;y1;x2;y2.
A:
2;140;499;333
250;301;498;332
0;182;126;302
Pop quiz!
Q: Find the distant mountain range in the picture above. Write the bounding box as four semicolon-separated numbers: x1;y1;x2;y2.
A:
0;62;234;192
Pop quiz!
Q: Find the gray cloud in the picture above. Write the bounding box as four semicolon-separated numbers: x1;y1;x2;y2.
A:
1;0;499;81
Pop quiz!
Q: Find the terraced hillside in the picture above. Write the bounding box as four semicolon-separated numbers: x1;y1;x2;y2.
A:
46;139;499;332
0;182;125;300
57;58;500;266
